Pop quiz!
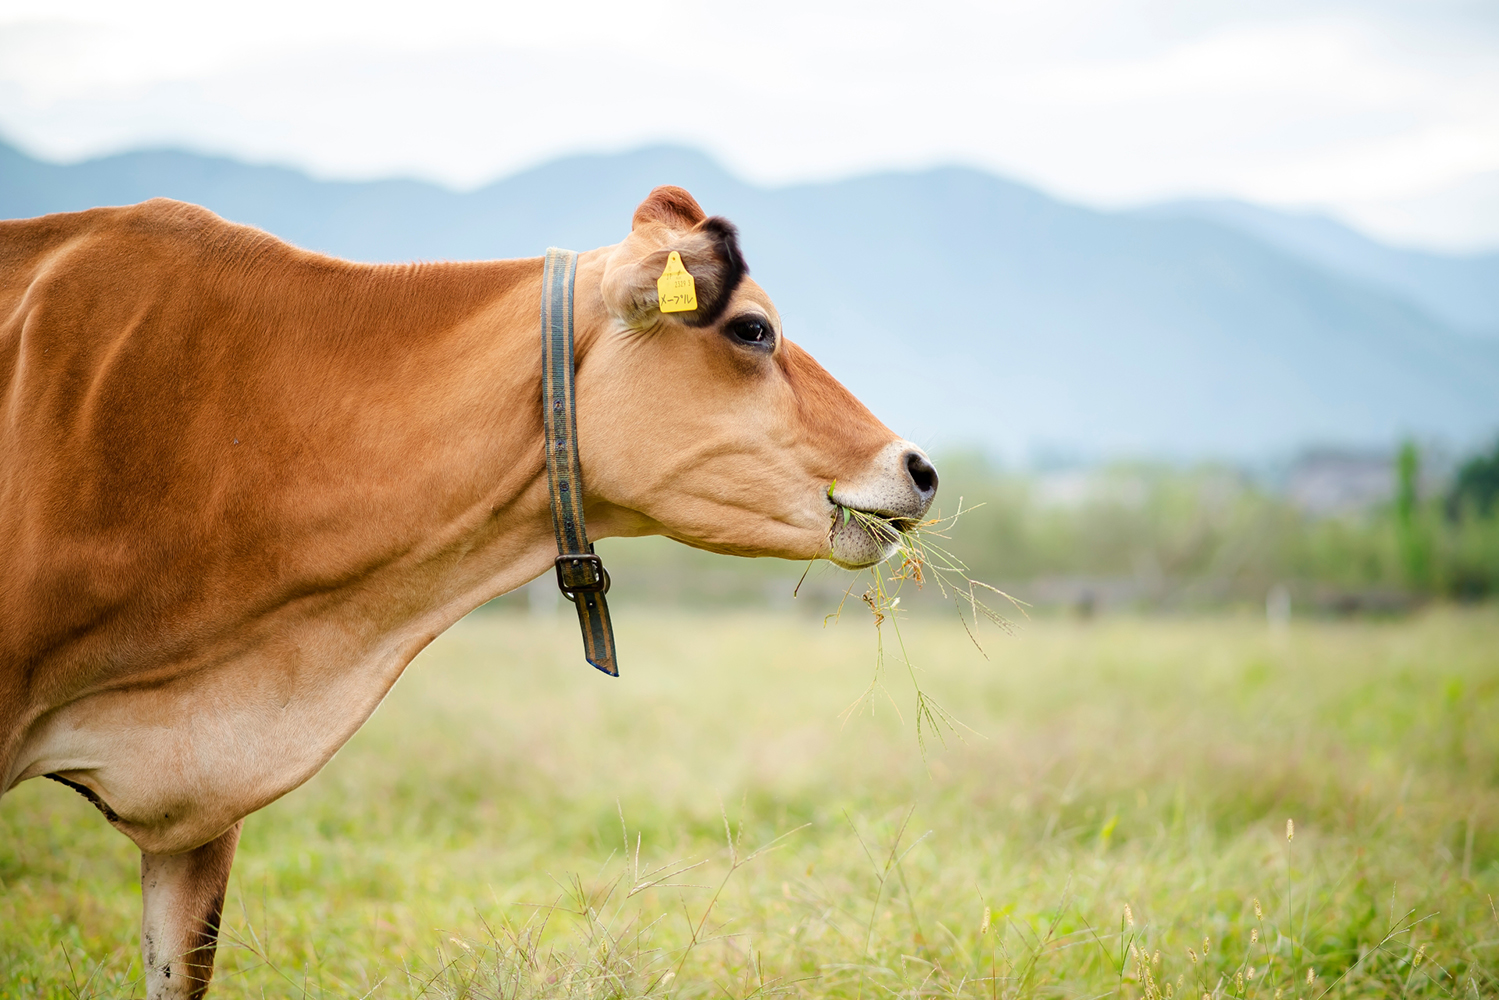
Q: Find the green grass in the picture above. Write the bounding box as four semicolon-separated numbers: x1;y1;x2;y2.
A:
3;606;1497;998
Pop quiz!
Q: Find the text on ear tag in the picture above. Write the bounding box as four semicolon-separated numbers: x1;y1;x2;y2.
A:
656;250;698;313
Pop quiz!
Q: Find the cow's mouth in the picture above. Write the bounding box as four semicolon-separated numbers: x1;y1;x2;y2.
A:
823;452;936;570
826;504;914;569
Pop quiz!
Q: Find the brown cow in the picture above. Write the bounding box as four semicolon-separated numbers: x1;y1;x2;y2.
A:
0;187;937;997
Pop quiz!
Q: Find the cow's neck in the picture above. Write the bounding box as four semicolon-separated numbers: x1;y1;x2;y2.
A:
150;251;625;693
311;253;615;635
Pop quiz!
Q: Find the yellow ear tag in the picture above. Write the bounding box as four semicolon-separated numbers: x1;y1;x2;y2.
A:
656;250;698;314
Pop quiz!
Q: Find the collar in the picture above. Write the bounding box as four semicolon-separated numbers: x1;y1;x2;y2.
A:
540;247;618;676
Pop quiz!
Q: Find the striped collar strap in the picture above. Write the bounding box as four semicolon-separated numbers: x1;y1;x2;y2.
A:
540;247;619;677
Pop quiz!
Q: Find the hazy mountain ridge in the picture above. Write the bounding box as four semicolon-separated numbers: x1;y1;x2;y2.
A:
1141;198;1499;338
3;139;1496;458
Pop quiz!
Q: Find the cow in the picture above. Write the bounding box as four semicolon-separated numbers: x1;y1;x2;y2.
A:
0;186;938;998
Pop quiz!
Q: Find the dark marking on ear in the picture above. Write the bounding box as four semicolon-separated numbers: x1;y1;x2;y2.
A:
679;216;748;328
632;186;707;230
45;772;122;823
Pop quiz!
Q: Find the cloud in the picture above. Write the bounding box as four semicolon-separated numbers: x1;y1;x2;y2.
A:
2;0;1496;249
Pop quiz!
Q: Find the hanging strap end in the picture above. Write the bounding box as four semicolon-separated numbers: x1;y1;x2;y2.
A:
586;650;620;678
576;594;620;678
556;555;620;677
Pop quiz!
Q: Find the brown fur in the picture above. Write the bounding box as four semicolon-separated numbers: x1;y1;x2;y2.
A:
630;185;707;229
0;188;933;995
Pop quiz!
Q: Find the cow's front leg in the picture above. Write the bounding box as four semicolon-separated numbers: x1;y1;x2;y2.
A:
140;820;242;1000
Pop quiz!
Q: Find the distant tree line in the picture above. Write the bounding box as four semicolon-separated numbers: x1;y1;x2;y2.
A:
935;437;1499;611
1448;440;1499;519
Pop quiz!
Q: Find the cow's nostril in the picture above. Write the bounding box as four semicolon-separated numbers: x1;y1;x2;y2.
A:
905;451;938;499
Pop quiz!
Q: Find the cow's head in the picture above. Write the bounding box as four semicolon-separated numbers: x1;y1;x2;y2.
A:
573;186;937;569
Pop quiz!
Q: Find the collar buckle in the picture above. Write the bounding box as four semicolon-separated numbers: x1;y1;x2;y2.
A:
555;553;610;597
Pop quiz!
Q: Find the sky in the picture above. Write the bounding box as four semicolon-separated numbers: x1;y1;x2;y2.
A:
2;0;1497;252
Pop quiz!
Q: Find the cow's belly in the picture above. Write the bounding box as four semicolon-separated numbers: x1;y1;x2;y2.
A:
11;625;436;855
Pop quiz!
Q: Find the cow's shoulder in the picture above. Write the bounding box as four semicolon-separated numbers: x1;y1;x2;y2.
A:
108;198;268;247
97;198;296;267
1;197;223;247
1;199;293;287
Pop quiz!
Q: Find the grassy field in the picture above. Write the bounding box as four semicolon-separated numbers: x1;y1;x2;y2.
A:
2;605;1497;999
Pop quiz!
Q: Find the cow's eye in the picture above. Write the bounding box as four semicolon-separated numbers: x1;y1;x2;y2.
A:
725;316;774;350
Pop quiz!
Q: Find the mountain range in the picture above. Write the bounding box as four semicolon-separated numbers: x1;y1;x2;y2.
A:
3;138;1496;459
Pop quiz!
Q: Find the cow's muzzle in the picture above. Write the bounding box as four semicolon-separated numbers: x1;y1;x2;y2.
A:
826;442;939;569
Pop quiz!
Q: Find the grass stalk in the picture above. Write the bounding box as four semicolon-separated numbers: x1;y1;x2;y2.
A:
833;499;1026;755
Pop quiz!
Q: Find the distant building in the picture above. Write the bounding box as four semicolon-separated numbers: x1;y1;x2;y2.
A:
1285;449;1393;515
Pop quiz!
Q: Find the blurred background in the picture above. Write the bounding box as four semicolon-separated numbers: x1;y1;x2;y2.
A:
3;0;1497;608
5;5;1499;995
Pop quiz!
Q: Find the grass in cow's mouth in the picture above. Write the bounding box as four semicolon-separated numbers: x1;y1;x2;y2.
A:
825;501;1027;755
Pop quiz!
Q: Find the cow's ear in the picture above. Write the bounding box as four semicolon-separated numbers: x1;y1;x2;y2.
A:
602;188;748;328
631;186;706;230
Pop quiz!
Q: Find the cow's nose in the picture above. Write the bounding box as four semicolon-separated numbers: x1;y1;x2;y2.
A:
904;451;939;505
